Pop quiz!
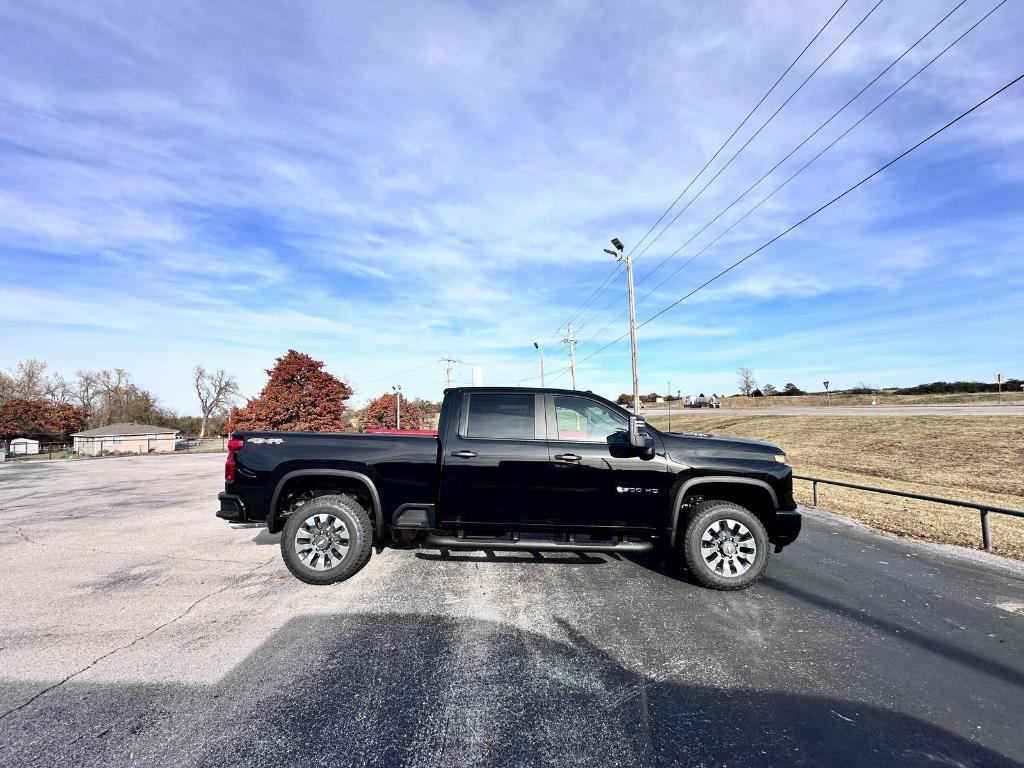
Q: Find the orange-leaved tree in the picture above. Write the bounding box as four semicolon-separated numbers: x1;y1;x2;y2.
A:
0;398;87;441
363;392;423;430
224;350;353;433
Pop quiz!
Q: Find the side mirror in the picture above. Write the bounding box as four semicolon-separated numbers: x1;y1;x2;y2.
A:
629;416;656;458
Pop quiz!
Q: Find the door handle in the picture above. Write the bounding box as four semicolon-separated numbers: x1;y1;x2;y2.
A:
450;450;478;459
554;453;582;462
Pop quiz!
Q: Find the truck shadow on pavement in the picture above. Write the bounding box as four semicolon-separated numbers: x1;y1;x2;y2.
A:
1;613;1018;768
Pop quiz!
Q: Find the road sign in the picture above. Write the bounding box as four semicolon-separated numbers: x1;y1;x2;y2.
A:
823;380;829;389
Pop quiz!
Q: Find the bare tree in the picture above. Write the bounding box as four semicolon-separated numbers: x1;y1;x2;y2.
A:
43;373;73;404
194;366;240;438
73;370;101;415
762;384;778;397
737;367;757;397
10;359;48;398
89;368;133;426
0;371;14;404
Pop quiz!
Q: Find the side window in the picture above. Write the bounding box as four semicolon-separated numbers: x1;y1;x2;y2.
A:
553;396;628;443
465;394;536;440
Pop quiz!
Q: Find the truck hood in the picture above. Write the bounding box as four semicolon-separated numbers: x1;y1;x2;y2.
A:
659;431;785;464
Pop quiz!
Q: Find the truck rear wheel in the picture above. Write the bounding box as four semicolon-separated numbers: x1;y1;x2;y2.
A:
682;500;768;590
280;494;373;585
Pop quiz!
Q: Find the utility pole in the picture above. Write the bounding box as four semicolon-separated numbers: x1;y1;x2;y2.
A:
533;342;545;386
563;323;578;390
440;358;460;388
392;385;402;429
604;237;639;412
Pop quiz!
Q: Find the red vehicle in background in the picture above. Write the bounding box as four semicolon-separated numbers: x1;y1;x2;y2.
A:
363;429;438;436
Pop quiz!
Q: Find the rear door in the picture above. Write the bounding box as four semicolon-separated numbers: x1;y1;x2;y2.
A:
439;392;548;531
539;393;668;532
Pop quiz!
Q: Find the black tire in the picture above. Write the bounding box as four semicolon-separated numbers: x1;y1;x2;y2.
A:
280;494;373;585
682;500;769;590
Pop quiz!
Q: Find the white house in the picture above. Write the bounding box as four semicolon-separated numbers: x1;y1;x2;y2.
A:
9;438;40;455
72;423;179;456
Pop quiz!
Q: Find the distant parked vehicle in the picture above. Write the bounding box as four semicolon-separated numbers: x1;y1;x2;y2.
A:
685;394;719;409
176;437;202;449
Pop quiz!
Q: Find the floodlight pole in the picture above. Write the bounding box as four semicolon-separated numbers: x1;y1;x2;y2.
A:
533;342;545;386
623;245;641;414
392;385;402;430
604;239;639;413
564;323;578;390
626;253;634;417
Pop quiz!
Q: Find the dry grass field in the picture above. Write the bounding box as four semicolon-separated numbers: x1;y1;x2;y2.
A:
714;391;1024;409
646;413;1024;560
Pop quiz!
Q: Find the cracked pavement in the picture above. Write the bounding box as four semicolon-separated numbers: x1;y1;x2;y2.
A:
0;453;1022;767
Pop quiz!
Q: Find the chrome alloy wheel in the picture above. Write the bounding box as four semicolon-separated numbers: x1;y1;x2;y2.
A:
294;513;350;571
699;518;757;577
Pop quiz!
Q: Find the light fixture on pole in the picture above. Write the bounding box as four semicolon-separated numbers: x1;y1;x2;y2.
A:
606;238;640;413
392;384;402;430
563;323;578;389
532;342;545;387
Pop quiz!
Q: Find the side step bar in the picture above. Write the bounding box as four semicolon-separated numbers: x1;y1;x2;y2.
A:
423;534;653;554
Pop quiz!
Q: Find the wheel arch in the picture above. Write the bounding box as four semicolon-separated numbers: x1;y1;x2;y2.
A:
269;469;383;539
669;476;779;547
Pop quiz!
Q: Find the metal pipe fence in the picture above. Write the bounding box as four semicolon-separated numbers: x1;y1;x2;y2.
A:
794;474;1024;552
1;442;70;461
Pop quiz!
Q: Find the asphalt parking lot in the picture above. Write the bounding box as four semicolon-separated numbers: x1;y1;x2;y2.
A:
1;454;1022;767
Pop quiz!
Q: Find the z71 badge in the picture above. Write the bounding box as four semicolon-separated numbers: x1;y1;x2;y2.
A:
248;437;284;445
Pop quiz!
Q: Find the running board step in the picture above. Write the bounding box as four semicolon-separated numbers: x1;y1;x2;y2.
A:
423;534;653;554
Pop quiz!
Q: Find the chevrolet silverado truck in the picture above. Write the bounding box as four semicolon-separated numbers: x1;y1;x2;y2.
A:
217;387;800;590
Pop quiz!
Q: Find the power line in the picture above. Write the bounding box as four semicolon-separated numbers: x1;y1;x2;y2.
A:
625;0;852;262
568;72;1024;372
563;262;623;328
629;0;887;272
571;0;881;348
552;0;850;336
635;0;966;293
588;0;996;335
357;360;441;388
637;0;1006;305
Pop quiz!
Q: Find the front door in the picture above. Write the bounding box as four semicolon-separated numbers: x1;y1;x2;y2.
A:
537;394;668;533
439;391;548;531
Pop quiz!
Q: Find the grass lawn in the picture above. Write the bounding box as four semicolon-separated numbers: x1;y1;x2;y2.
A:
646;413;1024;560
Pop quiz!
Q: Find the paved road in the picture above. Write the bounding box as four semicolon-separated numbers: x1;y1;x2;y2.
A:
641;404;1024;416
1;455;1022;767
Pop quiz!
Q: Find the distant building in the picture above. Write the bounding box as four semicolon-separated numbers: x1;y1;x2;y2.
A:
9;438;40;455
72;423;179;456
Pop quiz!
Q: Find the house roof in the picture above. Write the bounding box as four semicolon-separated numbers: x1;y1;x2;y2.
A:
72;422;179;437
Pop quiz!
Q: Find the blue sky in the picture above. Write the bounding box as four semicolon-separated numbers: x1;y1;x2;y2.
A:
1;0;1022;412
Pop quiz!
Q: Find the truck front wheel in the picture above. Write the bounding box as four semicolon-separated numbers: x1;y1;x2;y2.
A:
280;494;373;585
682;500;769;590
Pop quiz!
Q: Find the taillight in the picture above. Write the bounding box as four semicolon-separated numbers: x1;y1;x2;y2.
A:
225;436;244;482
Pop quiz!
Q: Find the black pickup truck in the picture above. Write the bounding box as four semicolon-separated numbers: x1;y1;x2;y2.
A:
218;387;800;590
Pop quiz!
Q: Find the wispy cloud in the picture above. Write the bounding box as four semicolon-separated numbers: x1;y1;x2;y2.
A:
1;0;1022;409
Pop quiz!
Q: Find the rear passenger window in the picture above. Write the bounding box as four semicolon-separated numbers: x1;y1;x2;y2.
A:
465;394;536;439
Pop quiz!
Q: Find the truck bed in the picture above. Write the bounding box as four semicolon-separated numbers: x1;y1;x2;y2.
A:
223;431;440;528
